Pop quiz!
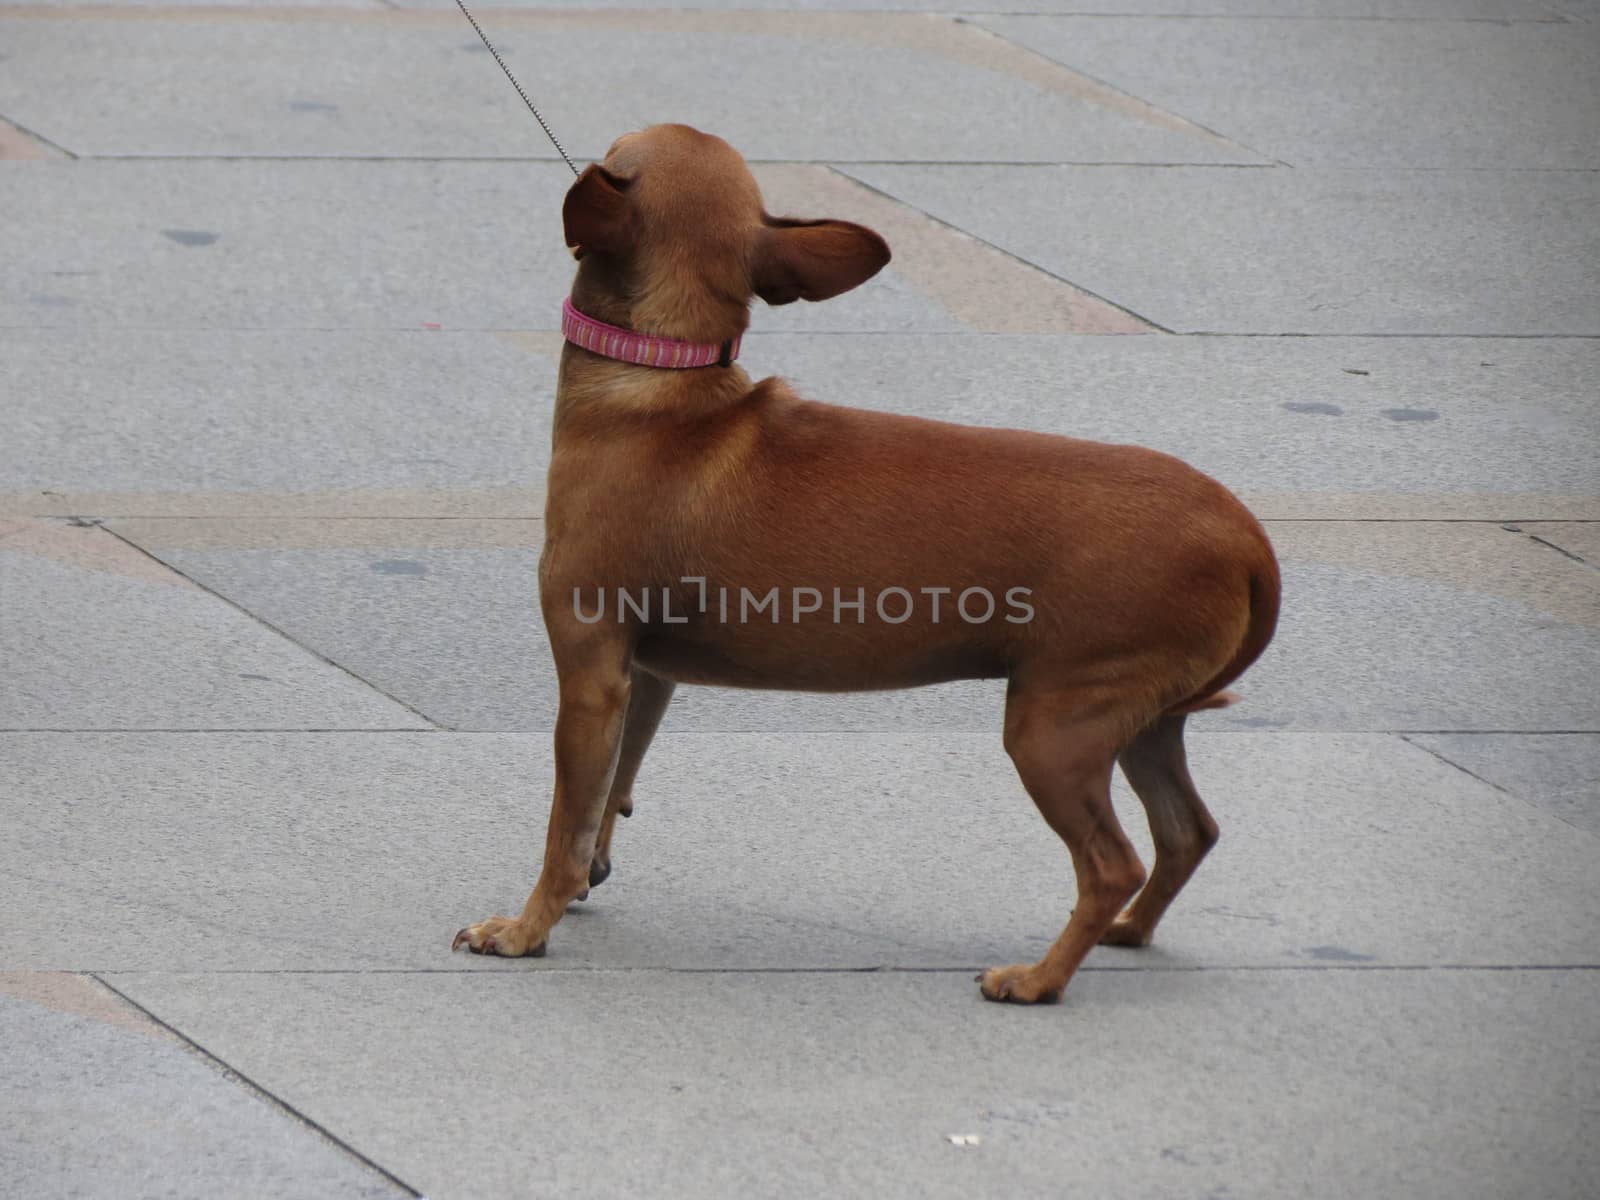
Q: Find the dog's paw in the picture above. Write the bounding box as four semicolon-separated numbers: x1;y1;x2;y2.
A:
975;964;1062;1005
1098;917;1152;948
451;916;547;958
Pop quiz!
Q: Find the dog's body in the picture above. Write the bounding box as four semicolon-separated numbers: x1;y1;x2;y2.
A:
454;125;1280;1004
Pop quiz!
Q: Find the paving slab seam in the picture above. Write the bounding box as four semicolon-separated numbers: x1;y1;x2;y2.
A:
1378;729;1600;735
33;516;1596;526
833;166;1175;332
87;973;426;1199
11;326;1598;339
1265;518;1600;525
1399;734;1594;836
966;12;1570;23
0;6;1575;24
968;16;1288;166
0;113;74;160
7;727;1596;735
1524;533;1600;577
99;523;449;730
0;726;451;733
1185;331;1600;339
95;964;1600;976
53;155;1288;167
1311;166;1600;173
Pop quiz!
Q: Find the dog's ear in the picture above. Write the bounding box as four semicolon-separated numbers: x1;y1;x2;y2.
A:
753;217;891;305
563;164;633;256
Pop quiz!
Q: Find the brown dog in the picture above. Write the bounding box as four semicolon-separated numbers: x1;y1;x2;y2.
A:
452;124;1280;1004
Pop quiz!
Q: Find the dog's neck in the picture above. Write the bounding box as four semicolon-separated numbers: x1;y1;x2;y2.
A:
562;298;740;370
556;262;758;428
568;253;751;344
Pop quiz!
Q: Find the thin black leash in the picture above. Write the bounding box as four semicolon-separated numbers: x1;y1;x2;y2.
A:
453;0;580;176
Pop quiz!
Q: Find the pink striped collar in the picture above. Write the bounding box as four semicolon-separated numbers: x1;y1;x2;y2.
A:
561;297;740;369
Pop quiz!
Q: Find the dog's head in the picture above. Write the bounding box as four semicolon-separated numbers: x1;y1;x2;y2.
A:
563;124;890;342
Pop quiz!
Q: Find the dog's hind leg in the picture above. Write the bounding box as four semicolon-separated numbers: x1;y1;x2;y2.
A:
977;679;1147;1005
586;668;675;892
1099;713;1218;948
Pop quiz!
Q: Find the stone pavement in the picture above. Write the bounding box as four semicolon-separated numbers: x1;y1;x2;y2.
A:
2;0;1597;1196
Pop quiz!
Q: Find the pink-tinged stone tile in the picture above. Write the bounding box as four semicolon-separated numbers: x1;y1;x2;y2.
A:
0;115;63;159
759;164;1155;334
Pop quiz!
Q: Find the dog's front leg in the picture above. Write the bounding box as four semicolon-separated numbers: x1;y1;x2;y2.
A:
453;629;632;958
587;668;675;892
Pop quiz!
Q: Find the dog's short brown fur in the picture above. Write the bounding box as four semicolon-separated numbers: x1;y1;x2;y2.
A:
452;124;1280;1004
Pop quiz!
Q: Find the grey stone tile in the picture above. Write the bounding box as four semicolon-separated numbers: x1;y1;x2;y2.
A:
0;0;387;6
0;162;956;332
104;514;1600;733
7;332;1594;518
389;0;1561;14
0;9;1256;163
0;331;555;504
109;968;1600;1200
1518;521;1600;567
1243;520;1600;734
104;520;1007;732
0;520;430;730
2;731;1596;973
980;15;1600;168
0;973;404;1200
115;534;552;733
1407;733;1600;833
751;334;1600;513
847;164;1600;334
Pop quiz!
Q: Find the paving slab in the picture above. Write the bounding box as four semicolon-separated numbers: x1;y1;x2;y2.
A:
0;0;389;6
5;332;1595;518
0;161;980;333
746;333;1600;514
1249;520;1600;733
105;968;1600;1200
0;159;1147;340
100;517;1600;732
102;525;556;732
102;520;1009;732
980;15;1600;168
1;0;1539;11
0;519;430;730
0;972;405;1199
0;331;555;505
385;0;1563;15
847;164;1600;334
1407;733;1600;834
3;730;1597;973
0;8;1257;163
1519;520;1600;567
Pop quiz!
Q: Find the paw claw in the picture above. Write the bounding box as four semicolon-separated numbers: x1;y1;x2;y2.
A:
452;916;546;958
978;964;1063;1005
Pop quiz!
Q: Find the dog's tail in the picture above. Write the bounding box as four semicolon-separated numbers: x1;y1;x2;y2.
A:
1164;536;1281;718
